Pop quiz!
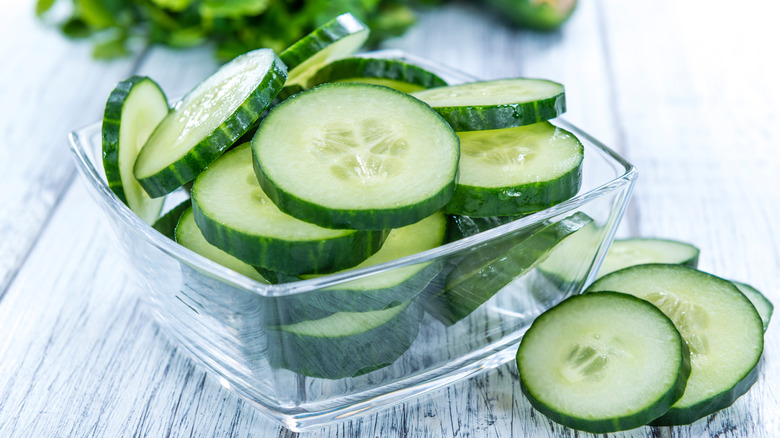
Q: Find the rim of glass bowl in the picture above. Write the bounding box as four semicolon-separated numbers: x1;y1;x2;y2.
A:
68;50;636;298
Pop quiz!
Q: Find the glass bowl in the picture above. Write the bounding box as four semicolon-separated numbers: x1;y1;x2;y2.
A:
68;50;636;431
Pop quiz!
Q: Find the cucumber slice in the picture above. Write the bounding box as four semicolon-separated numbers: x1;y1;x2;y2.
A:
268;300;423;379
427;212;591;324
308;57;448;93
517;292;690;433
587;264;764;425
444;122;583;217
252;83;460;230
264;212;447;324
102;76;169;224
280;13;369;87
152;199;191;239
411;78;565;131
192;143;387;275
597;238;700;279
536;220;603;286
175;207;268;284
134;48;286;197
732;281;773;331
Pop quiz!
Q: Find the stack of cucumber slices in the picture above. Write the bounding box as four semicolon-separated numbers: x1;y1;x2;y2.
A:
102;8;582;358
517;237;772;432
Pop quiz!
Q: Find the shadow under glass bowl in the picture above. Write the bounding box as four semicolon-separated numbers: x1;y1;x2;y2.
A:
68;50;636;432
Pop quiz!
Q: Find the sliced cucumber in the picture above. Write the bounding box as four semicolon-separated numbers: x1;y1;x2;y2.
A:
427;212;591;324
444;122;583;217
252;83;460;230
268;300;423;379
175;207;268;283
536;220;603;286
264;212;447;324
587;264;764;425
152;198;191;239
134;48;286;197
191;143;387;275
597;238;700;279
273;84;305;103
308;57;448;93
280;13;369;87
733;281;773;331
517;292;690;433
411;78;565;131
102;76;169;224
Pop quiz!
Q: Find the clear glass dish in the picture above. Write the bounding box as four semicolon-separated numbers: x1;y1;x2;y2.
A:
68;50;636;431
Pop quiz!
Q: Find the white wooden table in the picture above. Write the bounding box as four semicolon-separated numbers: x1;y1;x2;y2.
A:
1;0;778;436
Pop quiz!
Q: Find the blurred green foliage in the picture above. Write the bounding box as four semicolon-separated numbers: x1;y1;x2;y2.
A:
37;0;439;60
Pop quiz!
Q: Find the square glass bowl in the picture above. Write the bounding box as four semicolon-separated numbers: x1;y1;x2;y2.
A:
68;50;636;431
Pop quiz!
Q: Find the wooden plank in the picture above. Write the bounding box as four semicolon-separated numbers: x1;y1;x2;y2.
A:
0;1;140;298
594;0;779;436
0;181;280;437
0;0;776;436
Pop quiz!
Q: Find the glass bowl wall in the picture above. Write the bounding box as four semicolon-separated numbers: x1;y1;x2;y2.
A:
68;51;636;431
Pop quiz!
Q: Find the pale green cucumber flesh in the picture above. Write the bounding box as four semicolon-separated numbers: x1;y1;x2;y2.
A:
426;212;591;325
587;264;764;425
732;281;773;331
192;143;387;275
267;301;423;379
175;207;268;283
517;292;689;434
308;57;448;92
102;76;168;224
280;13;369;87
411;78;565;131
444;122;583;217
536;220;603;286
253;83;459;230
134;49;286;197
597;238;700;279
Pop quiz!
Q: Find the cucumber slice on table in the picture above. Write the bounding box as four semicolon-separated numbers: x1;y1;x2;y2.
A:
268;300;423;379
308;57;448;93
732;281;773;331
102;76;169;224
587;264;764;425
192;144;387;275
517;292;690;433
252;83;460;230
175;207;268;284
134;48;286;197
280;13;369;87
411;78;565;131
263;212;447;324
444;122;583;217
597;238;700;279
427;212;591;324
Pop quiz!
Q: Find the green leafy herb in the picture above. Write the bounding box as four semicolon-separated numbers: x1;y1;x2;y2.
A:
36;0;440;61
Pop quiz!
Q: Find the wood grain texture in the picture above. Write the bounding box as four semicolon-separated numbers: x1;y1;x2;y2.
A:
0;1;139;298
0;0;778;437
